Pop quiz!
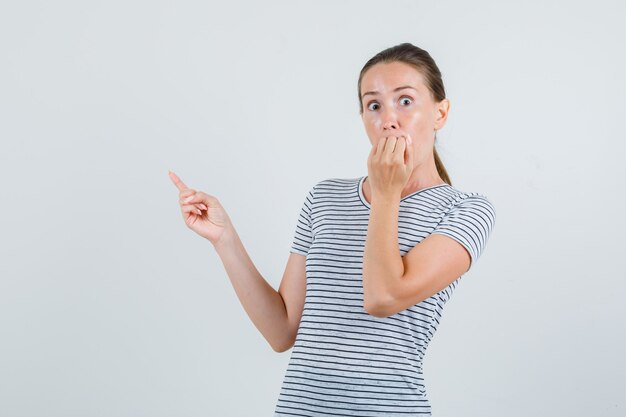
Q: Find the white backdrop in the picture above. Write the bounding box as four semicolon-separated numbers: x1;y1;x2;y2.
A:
1;1;624;416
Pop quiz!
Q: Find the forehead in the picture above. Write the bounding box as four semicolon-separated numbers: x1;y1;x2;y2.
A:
360;61;427;95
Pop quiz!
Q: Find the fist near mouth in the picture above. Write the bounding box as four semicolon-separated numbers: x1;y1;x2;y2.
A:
366;134;415;202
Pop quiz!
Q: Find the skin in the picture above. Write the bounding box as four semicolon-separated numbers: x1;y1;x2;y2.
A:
168;59;474;354
168;170;229;244
169;170;303;352
360;60;449;201
360;61;473;317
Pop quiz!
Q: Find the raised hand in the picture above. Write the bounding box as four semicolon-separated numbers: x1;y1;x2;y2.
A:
366;133;415;202
168;170;233;245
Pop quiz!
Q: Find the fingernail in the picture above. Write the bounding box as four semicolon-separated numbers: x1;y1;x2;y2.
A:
183;196;193;203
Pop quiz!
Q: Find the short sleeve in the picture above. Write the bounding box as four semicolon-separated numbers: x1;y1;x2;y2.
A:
431;194;496;269
289;185;315;256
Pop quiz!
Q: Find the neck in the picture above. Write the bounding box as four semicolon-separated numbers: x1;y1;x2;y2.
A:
363;167;444;202
402;169;445;196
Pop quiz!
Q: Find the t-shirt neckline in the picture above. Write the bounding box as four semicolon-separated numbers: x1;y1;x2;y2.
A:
357;175;449;209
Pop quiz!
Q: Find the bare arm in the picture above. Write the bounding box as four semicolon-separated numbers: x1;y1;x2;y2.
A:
168;170;306;353
214;229;306;352
362;197;472;318
362;197;404;315
361;136;471;318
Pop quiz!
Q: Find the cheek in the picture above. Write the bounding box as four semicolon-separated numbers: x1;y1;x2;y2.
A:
363;119;379;137
404;110;426;126
363;115;381;131
405;112;434;136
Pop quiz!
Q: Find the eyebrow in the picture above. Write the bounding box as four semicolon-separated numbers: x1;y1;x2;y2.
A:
361;85;418;99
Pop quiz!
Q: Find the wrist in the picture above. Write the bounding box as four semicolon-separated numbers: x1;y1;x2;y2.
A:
370;191;401;206
213;227;239;253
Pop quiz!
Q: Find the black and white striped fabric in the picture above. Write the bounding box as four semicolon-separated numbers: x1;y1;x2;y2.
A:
274;176;496;416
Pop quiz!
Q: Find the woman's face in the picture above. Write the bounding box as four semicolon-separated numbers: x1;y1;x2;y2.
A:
360;61;449;163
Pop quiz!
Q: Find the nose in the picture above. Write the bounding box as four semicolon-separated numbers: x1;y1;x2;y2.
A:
381;108;399;131
383;121;398;130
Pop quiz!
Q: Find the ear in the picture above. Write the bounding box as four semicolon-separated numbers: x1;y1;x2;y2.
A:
434;98;450;130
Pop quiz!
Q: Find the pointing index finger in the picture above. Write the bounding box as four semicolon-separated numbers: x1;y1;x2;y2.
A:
168;170;189;191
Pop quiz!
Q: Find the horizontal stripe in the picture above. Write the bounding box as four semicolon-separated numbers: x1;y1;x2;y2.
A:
275;176;496;416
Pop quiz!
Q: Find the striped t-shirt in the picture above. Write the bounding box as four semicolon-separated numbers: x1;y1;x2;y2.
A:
274;175;496;416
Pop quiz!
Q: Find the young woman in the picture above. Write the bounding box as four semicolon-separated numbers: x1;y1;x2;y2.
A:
169;42;496;416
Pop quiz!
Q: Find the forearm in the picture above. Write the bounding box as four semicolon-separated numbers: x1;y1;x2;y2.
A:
362;197;405;313
213;229;290;351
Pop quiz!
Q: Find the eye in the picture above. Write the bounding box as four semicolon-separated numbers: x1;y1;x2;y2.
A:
367;102;380;111
400;96;413;106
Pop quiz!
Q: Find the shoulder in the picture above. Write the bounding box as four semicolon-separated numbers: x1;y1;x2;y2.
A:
304;176;361;196
435;186;497;236
429;186;497;267
436;185;496;218
314;176;360;189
